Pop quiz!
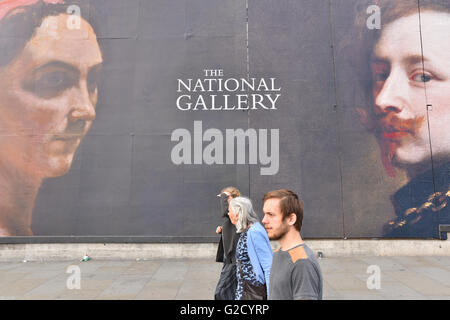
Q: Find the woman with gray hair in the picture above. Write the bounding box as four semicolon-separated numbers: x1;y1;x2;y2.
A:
228;197;273;300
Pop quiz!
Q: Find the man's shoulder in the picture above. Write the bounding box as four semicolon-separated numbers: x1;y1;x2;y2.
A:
287;245;308;264
273;244;310;264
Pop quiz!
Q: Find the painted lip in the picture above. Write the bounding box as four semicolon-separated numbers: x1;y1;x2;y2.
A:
382;130;410;140
378;115;423;141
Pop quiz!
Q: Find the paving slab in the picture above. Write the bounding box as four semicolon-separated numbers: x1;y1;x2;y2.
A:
74;279;114;291
384;270;450;296
176;278;217;300
121;261;160;276
323;271;369;291
322;281;342;299
22;274;69;300
358;256;409;272
0;257;448;300
0;278;48;297
57;289;102;300
333;290;385;300
135;280;183;300
420;256;450;271
96;274;150;299
409;267;450;287
374;281;426;299
0;272;28;287
151;261;189;282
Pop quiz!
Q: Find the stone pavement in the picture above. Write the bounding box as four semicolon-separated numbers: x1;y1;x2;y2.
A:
0;256;449;300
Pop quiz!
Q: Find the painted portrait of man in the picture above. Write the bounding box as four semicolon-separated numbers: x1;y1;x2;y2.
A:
351;0;450;238
0;0;103;236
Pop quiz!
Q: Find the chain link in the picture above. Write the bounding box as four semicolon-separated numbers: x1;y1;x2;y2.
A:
387;188;449;230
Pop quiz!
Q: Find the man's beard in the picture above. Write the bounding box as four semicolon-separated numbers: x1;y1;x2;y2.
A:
268;222;290;241
375;114;425;178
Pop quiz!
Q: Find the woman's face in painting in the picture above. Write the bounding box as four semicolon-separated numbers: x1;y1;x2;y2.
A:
0;13;102;179
371;11;450;172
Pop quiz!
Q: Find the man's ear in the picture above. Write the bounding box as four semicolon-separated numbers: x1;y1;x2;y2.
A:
288;213;297;226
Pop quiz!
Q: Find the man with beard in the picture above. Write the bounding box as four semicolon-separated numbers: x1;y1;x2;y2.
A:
262;189;322;300
352;0;450;238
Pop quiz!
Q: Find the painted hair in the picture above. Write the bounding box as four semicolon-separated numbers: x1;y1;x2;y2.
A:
0;0;95;67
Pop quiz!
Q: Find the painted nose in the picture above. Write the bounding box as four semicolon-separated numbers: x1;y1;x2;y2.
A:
373;69;407;116
68;83;96;122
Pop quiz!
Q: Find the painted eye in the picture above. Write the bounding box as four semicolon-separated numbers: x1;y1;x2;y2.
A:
412;73;432;83
371;62;390;83
373;72;389;82
37;72;70;88
23;71;76;98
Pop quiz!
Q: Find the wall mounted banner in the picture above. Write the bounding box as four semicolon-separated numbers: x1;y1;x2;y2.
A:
0;0;449;240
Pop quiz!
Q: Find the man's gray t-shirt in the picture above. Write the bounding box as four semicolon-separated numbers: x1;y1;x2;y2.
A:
269;243;323;300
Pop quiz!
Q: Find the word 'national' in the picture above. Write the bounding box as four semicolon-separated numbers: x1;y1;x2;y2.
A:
176;77;281;111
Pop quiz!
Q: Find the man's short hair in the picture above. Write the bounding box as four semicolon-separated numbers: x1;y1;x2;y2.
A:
263;189;304;231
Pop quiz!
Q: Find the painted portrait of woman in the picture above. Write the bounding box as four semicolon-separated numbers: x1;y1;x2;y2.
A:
0;0;103;236
349;0;450;238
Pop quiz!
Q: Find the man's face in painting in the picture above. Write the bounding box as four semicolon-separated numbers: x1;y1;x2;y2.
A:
371;11;450;174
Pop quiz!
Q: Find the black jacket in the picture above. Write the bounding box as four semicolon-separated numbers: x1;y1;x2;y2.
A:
216;193;240;264
383;162;449;239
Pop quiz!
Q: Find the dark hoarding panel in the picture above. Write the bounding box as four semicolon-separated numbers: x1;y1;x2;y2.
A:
248;0;343;238
0;0;448;241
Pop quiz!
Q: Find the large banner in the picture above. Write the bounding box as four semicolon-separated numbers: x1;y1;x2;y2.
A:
0;0;448;240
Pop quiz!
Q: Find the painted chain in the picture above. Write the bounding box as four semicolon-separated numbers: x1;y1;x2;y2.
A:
387;189;450;230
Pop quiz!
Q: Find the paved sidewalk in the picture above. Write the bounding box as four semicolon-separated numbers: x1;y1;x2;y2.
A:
0;256;449;300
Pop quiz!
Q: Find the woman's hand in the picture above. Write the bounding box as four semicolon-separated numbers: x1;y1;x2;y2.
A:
216;226;223;234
